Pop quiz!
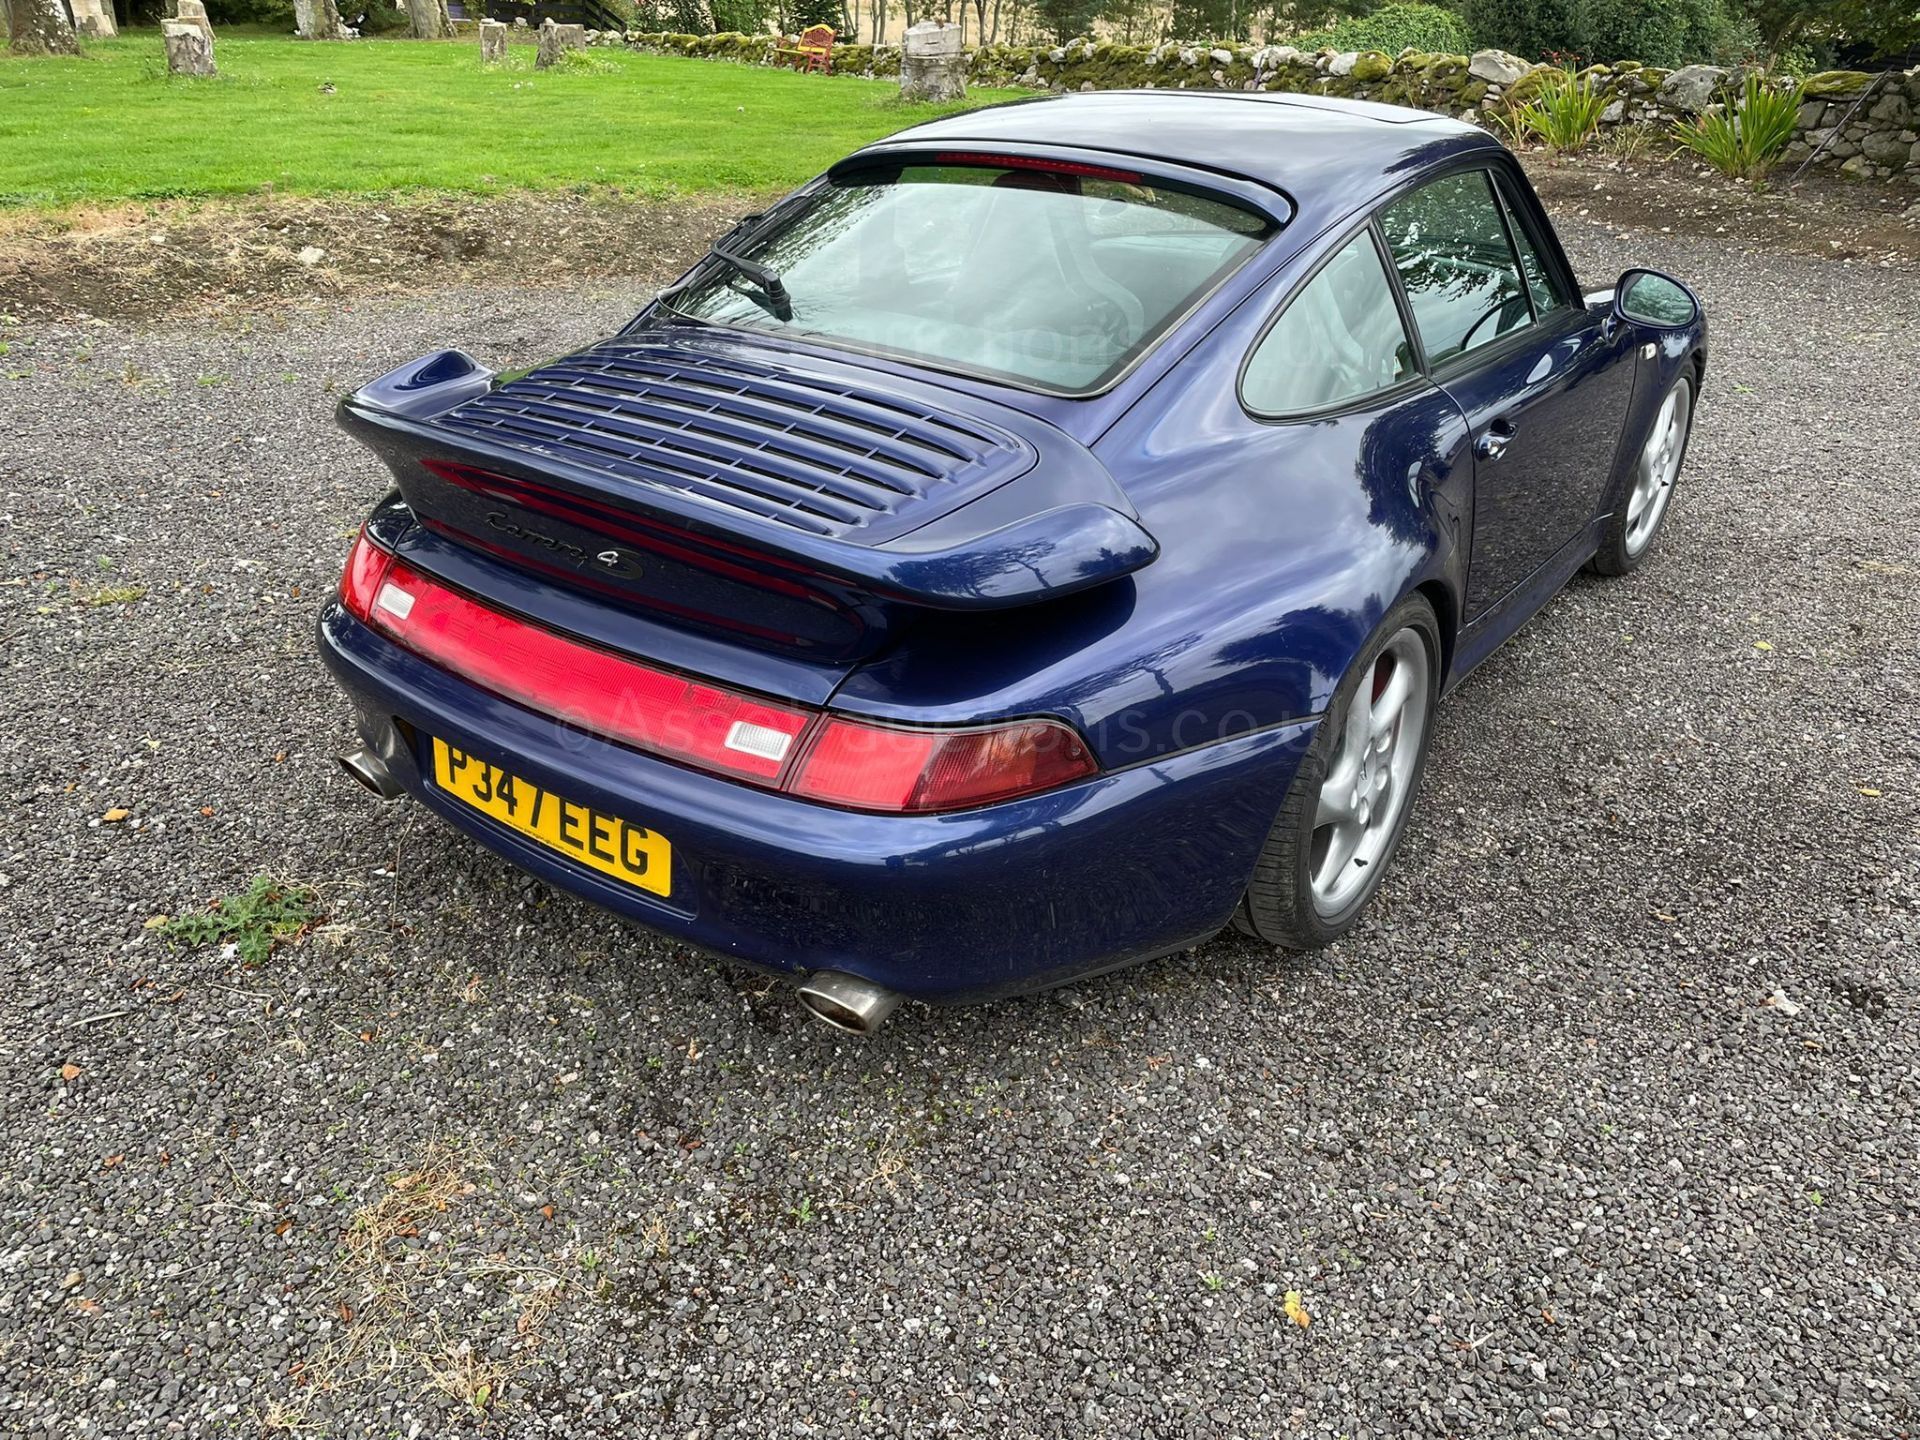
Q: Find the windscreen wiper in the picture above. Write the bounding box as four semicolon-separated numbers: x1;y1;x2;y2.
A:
653;210;797;321
707;234;792;322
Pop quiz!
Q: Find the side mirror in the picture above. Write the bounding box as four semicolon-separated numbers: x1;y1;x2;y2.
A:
1614;269;1699;328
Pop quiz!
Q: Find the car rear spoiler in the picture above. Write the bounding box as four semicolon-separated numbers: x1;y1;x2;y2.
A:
337;346;1161;613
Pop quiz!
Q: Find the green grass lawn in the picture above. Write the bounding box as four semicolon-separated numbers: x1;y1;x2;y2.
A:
0;34;987;206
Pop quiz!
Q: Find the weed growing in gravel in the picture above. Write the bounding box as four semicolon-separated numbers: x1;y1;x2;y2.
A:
81;585;146;606
161;875;321;966
1596;124;1662;163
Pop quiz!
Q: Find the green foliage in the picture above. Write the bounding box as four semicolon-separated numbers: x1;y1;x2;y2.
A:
1515;65;1607;150
355;2;415;35
1743;0;1920;62
550;47;622;70
594;0;645;27
1576;0;1757;67
1039;0;1110;42
633;0;713;32
206;0;296;26
710;0;767;32
162;876;321;967
774;0;836;31
1293;3;1472;55
1461;0;1754;65
1671;71;1803;180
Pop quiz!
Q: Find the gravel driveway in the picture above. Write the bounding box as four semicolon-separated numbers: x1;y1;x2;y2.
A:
3;210;1916;1440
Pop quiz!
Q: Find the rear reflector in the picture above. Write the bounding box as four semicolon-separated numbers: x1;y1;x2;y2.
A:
338;524;395;623
334;531;1099;810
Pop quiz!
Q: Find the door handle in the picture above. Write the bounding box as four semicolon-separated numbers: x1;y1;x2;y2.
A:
1475;419;1517;462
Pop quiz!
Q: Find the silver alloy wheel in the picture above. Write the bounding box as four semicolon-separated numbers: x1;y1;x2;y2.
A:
1624;381;1692;558
1309;629;1431;917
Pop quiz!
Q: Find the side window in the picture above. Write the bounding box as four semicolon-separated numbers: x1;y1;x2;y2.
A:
1241;230;1415;416
1494;174;1564;317
1379;171;1532;366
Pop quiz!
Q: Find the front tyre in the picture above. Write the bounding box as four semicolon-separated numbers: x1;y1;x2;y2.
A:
1590;372;1694;576
1234;595;1440;949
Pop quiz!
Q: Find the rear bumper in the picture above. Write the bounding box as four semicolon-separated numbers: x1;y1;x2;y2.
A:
317;601;1316;1003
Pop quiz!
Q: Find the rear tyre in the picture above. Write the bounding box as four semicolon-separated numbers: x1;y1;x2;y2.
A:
1233;595;1440;950
1589;372;1694;577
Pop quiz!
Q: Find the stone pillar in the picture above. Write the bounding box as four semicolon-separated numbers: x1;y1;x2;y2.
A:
163;18;217;74
293;0;351;40
69;0;117;39
478;16;507;61
534;17;585;67
5;0;81;55
172;0;213;40
900;21;965;103
404;0;450;39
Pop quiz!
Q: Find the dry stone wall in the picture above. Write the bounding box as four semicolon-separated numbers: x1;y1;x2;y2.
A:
584;28;1920;182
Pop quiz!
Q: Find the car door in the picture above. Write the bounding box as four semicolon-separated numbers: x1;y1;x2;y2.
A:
1377;166;1636;621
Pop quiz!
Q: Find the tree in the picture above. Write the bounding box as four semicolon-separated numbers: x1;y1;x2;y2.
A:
1739;0;1920;59
1031;0;1102;41
7;0;81;53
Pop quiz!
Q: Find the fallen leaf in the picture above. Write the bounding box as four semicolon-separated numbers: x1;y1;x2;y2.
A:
61;1269;83;1289
60;1062;82;1082
71;1296;102;1316
102;807;131;822
540;1204;555;1221
1283;1290;1311;1329
338;1301;355;1324
143;915;169;929
199;806;215;817
1752;640;1773;652
1857;786;1881;797
274;1218;293;1236
101;1154;123;1170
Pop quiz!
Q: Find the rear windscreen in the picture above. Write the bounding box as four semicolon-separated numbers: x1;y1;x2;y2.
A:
669;162;1277;394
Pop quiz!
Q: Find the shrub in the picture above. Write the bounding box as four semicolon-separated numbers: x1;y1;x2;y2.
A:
774;0;836;31
1463;0;1752;66
1515;66;1607;151
347;1;413;34
1671;71;1803;181
1293;3;1472;55
206;0;295;25
711;0;766;31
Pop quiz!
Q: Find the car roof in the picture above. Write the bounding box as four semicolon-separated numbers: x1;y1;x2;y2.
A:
873;90;1501;226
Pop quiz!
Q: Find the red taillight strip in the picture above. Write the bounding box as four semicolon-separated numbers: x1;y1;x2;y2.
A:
353;540;811;784
335;532;1099;810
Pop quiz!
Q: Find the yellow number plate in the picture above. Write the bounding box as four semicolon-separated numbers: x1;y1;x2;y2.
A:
430;739;671;898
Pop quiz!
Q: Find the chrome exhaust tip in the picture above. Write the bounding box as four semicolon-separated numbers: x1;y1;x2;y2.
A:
796;971;902;1035
337;745;404;801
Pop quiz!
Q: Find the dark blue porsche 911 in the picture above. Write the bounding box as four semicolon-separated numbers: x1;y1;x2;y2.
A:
319;90;1705;1032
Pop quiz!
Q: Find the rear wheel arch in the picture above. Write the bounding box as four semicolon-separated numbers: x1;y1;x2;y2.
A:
1412;578;1458;690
